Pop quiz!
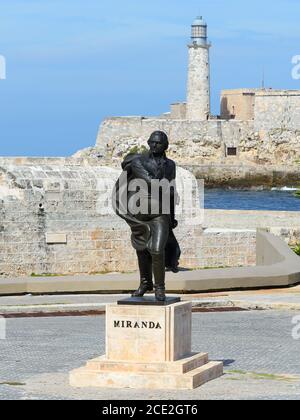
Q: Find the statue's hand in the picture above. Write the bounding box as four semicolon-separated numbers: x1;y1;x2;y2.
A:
171;219;178;229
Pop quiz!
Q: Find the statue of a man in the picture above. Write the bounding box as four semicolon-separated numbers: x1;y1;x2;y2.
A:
114;131;180;301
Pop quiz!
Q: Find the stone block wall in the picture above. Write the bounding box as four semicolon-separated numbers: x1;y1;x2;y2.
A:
269;227;300;247
254;91;300;131
94;114;300;168
221;89;256;121
96;117;254;164
0;158;257;277
0;158;125;277
201;229;257;268
170;103;187;119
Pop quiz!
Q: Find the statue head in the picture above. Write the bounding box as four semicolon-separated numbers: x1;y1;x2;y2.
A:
147;131;169;155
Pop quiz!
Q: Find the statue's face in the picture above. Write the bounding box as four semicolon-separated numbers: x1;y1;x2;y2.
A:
148;134;167;155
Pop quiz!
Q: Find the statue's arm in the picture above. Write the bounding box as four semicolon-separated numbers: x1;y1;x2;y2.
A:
131;158;154;185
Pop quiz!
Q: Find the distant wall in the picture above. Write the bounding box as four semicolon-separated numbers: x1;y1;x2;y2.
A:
220;89;300;129
184;164;300;188
96;117;254;164
0;159;122;277
0;231;298;295
0;158;257;277
95;116;300;168
204;209;300;247
0;159;198;276
170;103;187;119
221;89;255;120
254;91;300;131
1;157;299;278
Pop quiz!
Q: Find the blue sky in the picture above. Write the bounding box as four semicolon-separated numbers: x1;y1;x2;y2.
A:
0;0;300;156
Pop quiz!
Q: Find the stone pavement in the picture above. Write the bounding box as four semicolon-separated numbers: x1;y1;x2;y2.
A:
0;311;300;400
188;285;300;311
1;285;300;315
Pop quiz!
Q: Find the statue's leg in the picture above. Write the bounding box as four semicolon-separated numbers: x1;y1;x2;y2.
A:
151;251;166;301
132;249;153;297
149;216;169;301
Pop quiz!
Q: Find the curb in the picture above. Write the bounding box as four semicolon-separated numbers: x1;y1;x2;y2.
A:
1;298;299;317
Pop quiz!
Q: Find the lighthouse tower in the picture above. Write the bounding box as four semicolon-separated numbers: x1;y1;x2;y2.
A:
186;16;211;120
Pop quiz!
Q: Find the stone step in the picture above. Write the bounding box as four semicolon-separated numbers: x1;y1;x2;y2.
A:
70;360;223;390
86;352;209;374
190;361;224;389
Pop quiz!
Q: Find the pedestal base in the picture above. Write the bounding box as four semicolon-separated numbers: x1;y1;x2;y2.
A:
70;353;223;390
117;296;181;306
69;301;223;390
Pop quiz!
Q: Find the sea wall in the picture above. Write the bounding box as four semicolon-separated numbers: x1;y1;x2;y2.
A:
184;164;300;188
0;158;204;277
95;117;254;164
95;117;300;170
0;158;298;278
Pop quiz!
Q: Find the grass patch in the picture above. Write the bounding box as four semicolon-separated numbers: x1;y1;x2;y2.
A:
12;303;68;307
227;369;247;375
187;266;229;271
31;271;137;277
250;372;284;380
30;273;68;277
87;271;111;275
294;186;300;198
292;244;300;256
88;270;136;275
126;145;148;155
0;381;26;386
203;266;226;270
227;370;299;382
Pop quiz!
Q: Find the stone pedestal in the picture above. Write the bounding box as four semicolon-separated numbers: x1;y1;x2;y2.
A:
69;301;223;390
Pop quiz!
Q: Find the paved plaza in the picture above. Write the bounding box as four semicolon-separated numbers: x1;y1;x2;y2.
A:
0;309;300;400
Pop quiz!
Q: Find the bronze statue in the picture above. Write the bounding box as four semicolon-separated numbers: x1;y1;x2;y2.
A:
114;131;181;301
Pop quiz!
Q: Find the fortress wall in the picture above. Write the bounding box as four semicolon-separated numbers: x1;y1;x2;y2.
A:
95;116;300;167
221;89;256;121
205;210;300;248
96;117;254;164
185;164;300;188
257;128;300;165
0;161;128;277
1;160;255;277
0;158;297;278
254;92;300;131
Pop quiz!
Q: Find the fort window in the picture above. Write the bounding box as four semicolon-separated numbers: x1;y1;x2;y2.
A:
227;147;237;156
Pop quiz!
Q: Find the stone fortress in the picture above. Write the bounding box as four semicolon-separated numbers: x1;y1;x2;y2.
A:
88;16;300;187
0;16;299;278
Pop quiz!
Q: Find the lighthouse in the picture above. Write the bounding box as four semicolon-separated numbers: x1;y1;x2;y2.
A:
186;16;211;120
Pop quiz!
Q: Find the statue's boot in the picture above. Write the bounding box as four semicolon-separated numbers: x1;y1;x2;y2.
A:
152;252;166;302
132;250;153;297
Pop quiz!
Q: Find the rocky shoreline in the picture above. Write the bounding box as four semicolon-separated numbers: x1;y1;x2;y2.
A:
72;147;300;189
183;164;300;189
